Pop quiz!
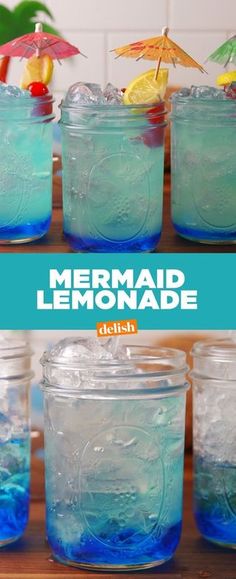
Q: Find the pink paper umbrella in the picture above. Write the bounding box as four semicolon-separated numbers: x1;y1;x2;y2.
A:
0;23;83;61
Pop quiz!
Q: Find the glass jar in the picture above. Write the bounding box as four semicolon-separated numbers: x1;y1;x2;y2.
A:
0;92;54;243
191;339;236;547
60;102;167;252
41;339;189;571
0;338;33;546
171;94;236;243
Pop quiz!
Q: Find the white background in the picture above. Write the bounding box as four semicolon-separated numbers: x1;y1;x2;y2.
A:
3;0;235;107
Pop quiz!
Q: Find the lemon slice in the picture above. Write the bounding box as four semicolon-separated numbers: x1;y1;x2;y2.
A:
217;70;236;86
123;68;169;105
20;54;54;89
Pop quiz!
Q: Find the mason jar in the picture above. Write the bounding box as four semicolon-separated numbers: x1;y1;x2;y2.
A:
41;338;189;571
60;102;167;252
191;339;236;547
0;92;54;243
171;94;236;243
0;338;33;546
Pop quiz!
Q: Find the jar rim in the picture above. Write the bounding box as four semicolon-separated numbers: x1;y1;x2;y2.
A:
41;343;189;395
41;344;187;370
191;339;236;362
0;338;33;360
0;93;55;122
0;93;54;106
41;381;190;400
60;100;166;113
170;92;235;106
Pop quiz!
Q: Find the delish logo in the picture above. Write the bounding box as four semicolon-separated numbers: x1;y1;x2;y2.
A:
97;319;138;337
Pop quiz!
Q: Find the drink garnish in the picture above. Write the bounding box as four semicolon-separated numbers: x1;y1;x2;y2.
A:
217;71;236;87
28;81;49;97
224;82;236;100
20;54;53;89
123;68;169;105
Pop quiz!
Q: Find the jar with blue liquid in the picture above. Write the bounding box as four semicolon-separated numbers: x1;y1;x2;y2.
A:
171;88;236;243
41;338;189;571
60;98;167;253
0;338;33;546
192;339;236;547
0;85;54;244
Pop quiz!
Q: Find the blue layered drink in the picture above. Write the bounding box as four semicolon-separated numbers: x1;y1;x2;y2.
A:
60;83;166;252
0;338;32;546
194;456;236;547
192;339;236;548
0;435;30;545
41;338;189;570
0;84;54;243
171;86;236;243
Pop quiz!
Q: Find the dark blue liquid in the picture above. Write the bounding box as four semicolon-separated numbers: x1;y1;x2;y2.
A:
194;455;236;546
0;437;30;545
0;476;29;543
48;520;181;568
173;223;236;243
64;231;161;253
195;509;236;546
0;215;51;242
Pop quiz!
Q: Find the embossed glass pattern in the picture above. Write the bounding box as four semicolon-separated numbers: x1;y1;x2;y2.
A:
0;94;54;243
41;340;189;571
0;338;33;546
60;103;166;252
171;97;236;243
192;339;236;547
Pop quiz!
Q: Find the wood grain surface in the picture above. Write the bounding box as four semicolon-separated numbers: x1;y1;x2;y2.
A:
0;456;235;579
0;171;235;254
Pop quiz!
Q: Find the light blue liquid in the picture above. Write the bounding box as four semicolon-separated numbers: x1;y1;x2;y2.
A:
62;115;165;252
0;435;30;545
45;396;185;569
194;455;236;547
171;98;236;243
0;102;53;243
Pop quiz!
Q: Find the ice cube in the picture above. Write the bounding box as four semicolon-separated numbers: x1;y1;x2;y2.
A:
85;83;105;101
48;337;116;362
105;337;123;357
103;83;123;104
65;82;106;105
173;87;191;98
190;85;227;100
0;82;30;98
43;338;143;391
81;338;114;360
194;387;236;464
5;85;28;98
0;82;7;93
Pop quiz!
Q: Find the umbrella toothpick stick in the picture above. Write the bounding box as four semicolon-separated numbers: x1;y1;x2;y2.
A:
154;26;169;81
35;22;43;57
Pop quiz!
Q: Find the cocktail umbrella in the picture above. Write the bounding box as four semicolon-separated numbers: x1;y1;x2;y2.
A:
208;35;236;67
112;26;205;80
0;22;83;61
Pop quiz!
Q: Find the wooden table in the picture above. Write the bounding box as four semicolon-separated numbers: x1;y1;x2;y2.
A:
1;456;235;579
1;170;235;254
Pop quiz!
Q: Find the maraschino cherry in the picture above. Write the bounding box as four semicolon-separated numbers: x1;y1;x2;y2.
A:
28;82;49;97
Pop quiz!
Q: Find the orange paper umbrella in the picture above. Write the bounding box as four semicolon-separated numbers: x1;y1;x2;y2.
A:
112;27;205;80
